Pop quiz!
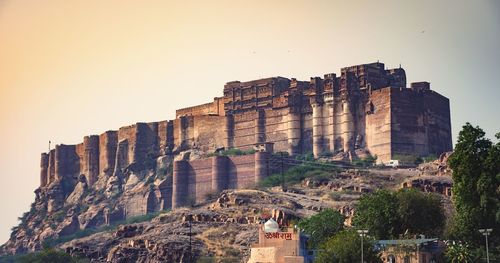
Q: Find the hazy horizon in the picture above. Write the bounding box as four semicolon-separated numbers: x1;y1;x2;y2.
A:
1;0;499;244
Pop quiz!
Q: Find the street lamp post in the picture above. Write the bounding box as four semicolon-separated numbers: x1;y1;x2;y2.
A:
357;230;368;263
187;215;192;263
479;229;492;263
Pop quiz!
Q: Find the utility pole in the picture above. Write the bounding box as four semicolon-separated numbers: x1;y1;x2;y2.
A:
479;229;492;263
189;216;192;263
281;152;285;191
357;230;368;263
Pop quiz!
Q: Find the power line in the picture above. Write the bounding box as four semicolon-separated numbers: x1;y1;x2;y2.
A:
267;156;355;169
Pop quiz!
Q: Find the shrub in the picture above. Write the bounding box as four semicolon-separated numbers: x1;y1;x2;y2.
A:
352;155;377;167
223;248;240;257
79;204;89;214
329;192;342;201
18;212;30;224
206;148;256;157
295;152;314;162
145;175;155;185
52;210;66;223
222;148;256;156
318;151;334;158
0;247;90;263
444;242;473;263
307;169;333;181
157;166;168;176
392;154;421;165
196;257;216;263
204;191;219;201
422;154;438;163
260;161;337;188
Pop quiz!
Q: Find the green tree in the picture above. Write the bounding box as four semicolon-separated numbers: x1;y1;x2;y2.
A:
353;189;446;239
396;189;445;237
297;209;345;248
444;242;473;263
316;229;381;263
352;190;400;239
447;123;499;246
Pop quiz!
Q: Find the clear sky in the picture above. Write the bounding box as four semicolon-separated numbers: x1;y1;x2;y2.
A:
0;0;499;244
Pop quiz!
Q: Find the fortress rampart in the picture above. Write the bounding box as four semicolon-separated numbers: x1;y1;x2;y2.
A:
38;61;452;212
172;151;270;208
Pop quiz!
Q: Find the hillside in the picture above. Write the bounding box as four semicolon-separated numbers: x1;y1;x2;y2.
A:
0;154;453;262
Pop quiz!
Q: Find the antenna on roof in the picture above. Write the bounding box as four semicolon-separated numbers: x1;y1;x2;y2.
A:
48;140;51;152
399;63;401;69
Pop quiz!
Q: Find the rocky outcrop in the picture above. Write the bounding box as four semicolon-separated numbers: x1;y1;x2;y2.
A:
401;177;453;196
418;151;453;176
66;175;88;205
54;189;331;262
78;206;106;230
57;216;80;237
3;163;456;262
2;150;176;255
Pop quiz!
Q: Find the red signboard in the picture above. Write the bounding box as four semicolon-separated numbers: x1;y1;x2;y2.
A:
264;232;293;240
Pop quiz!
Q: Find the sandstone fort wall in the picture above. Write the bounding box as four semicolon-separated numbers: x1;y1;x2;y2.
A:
38;61;453;216
172;153;269;208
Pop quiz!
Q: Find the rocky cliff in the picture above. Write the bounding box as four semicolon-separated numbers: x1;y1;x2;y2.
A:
1;153;453;262
2;140;189;255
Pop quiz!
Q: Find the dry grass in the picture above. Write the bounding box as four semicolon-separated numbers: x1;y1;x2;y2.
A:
198;226;241;259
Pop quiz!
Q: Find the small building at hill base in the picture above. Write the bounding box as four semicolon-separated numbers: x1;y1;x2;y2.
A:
248;219;314;263
377;238;445;263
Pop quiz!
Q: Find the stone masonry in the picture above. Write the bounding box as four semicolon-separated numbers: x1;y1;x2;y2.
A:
38;61;452;202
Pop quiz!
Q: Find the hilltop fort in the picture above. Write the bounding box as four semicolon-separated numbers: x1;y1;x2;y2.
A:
39;61;452;193
2;62;452;255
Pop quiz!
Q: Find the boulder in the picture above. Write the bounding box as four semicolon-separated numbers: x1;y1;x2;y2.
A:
57;215;80;236
78;206;105;230
66;177;88;205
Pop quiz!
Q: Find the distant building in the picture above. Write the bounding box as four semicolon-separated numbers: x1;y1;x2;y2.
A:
248;219;314;263
376;238;445;263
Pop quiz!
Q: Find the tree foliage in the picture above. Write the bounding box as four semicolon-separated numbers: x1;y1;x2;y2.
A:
352;190;400;239
444;242;474;263
315;229;381;263
396;189;445;237
447;123;499;246
352;189;445;239
297;209;345;248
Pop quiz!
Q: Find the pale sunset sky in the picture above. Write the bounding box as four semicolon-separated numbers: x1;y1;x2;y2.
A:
0;0;499;243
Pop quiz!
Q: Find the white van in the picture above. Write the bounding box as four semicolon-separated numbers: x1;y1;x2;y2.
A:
386;160;400;168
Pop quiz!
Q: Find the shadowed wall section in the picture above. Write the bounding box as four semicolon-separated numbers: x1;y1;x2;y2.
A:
172;152;269;209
